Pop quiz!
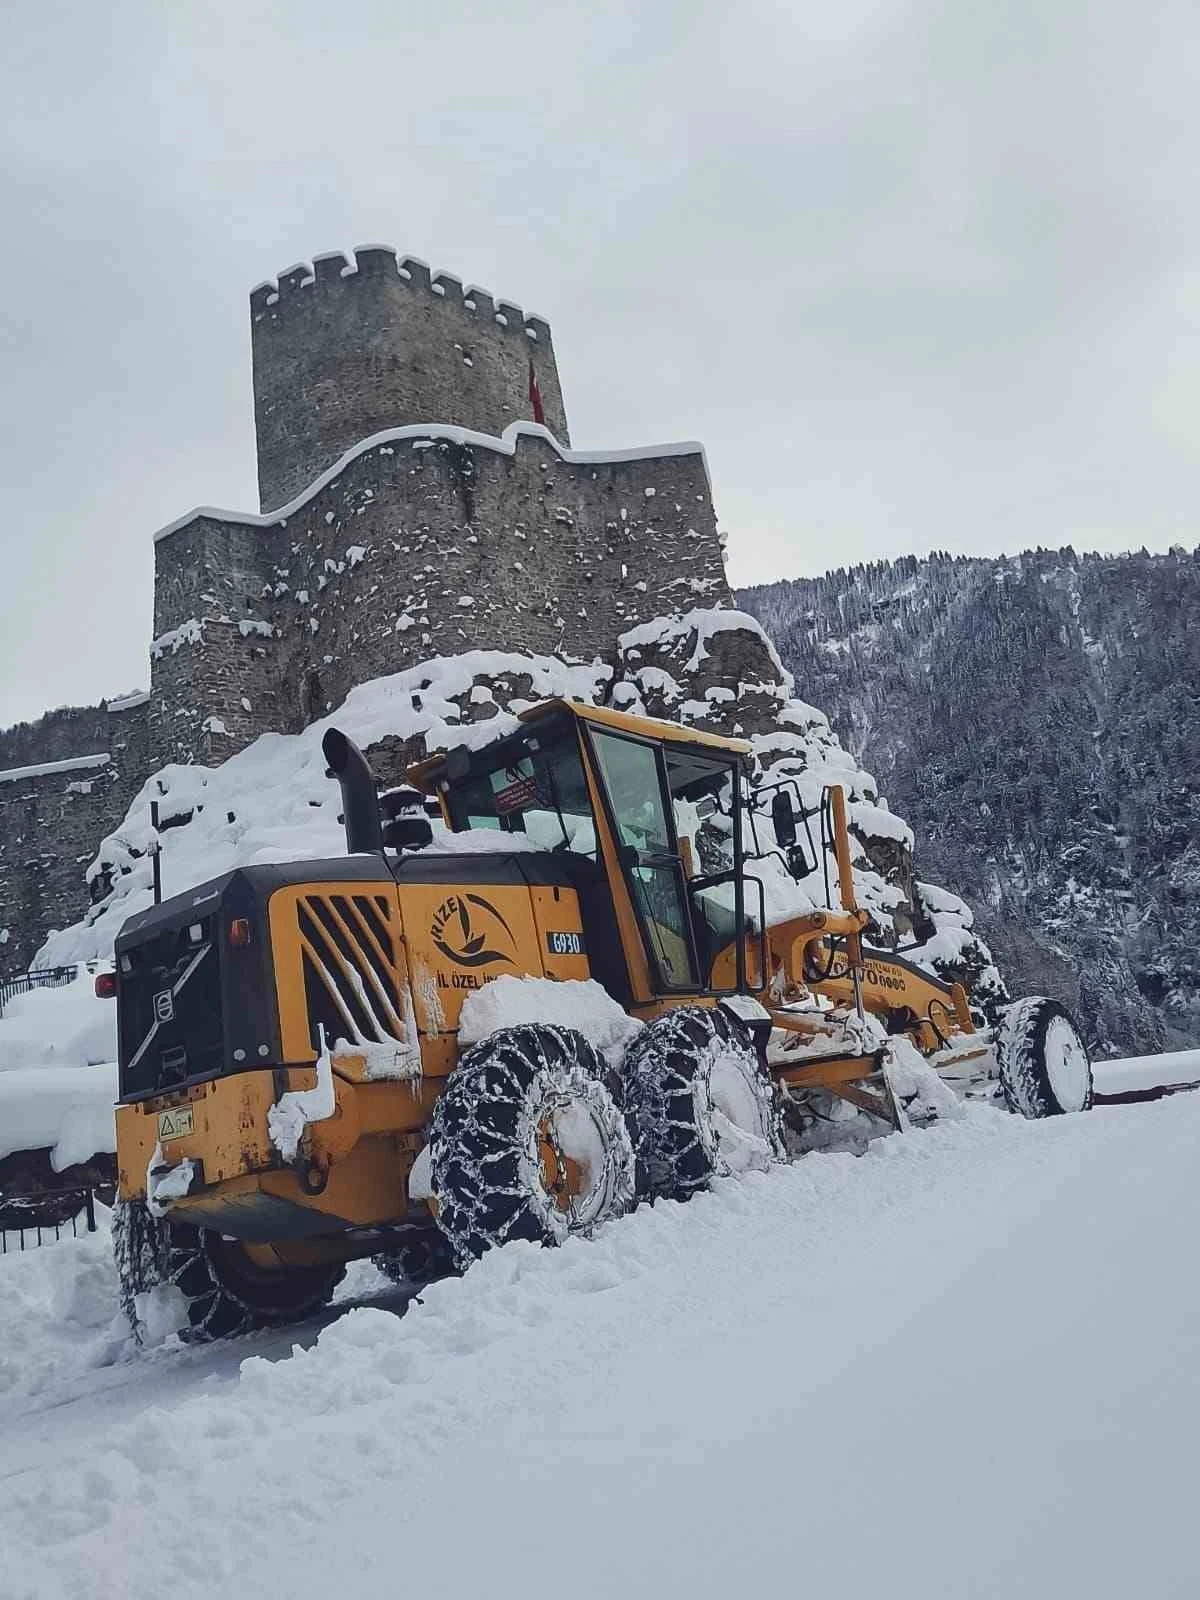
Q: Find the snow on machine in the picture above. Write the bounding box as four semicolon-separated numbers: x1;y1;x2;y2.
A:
105;700;1092;1338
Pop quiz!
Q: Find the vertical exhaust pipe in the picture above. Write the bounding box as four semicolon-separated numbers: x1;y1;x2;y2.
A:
322;727;384;855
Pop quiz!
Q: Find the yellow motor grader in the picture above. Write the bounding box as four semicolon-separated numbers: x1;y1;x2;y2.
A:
107;699;1092;1338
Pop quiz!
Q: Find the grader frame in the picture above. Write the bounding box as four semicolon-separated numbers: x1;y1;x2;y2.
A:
109;699;986;1282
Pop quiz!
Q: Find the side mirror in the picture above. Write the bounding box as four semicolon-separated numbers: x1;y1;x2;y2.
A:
383;816;434;853
771;790;798;848
380;786;430;820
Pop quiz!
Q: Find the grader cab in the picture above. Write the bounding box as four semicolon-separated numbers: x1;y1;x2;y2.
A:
108;699;1092;1339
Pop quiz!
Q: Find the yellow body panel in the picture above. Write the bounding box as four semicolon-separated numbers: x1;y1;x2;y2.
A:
117;1071;279;1200
117;1064;441;1232
395;879;587;1051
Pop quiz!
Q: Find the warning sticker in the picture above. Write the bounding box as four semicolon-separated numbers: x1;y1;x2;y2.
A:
491;760;539;816
158;1105;194;1143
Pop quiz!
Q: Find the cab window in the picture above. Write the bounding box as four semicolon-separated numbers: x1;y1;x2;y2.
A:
445;723;597;858
589;730;700;990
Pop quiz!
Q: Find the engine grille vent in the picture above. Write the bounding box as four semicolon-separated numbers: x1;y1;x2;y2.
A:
298;892;407;1052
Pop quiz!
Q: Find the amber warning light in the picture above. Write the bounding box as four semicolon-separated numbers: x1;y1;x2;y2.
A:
94;972;118;999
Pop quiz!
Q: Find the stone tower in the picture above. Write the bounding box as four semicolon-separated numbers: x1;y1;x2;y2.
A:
250;247;571;511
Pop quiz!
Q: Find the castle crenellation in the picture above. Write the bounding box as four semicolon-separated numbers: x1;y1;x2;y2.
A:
249;245;569;512
0;245;732;971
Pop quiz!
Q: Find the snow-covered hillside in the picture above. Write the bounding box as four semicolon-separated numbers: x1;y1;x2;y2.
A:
740;548;1200;1056
4;1091;1200;1598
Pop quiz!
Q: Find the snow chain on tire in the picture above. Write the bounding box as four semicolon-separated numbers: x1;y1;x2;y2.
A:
996;996;1093;1118
372;1226;456;1288
112;1198;344;1342
622;1005;784;1201
429;1023;636;1270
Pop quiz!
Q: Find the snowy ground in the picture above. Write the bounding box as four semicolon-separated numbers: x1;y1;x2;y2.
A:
3;1092;1200;1599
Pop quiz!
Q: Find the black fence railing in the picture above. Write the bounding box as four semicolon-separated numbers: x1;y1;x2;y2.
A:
0;1190;99;1252
0;965;82;1015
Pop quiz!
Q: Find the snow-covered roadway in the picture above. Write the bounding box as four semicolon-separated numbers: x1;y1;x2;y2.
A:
4;1092;1200;1599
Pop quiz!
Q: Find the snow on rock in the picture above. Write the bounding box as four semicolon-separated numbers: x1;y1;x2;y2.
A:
914;879;975;924
149;617;205;657
619;607;791;682
848;799;915;852
459;976;643;1068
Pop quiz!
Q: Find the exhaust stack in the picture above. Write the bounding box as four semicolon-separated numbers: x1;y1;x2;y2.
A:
322;727;384;855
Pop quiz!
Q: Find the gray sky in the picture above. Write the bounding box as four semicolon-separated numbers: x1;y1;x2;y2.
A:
2;0;1197;728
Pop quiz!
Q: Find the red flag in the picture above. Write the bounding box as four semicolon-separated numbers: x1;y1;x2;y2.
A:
528;360;546;427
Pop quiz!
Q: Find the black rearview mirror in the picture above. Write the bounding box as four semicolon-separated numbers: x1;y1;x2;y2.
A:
771;790;798;848
383;816;434;852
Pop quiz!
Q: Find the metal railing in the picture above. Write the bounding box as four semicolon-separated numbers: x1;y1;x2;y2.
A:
0;1190;99;1252
0;965;84;1015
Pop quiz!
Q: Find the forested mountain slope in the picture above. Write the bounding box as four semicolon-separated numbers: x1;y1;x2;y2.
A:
740;548;1200;1057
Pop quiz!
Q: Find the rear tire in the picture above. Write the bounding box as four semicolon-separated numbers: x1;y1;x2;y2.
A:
996;997;1093;1118
112;1199;344;1342
429;1024;635;1269
622;1005;783;1200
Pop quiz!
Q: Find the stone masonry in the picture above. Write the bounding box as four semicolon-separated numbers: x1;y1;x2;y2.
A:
0;694;151;969
150;430;727;765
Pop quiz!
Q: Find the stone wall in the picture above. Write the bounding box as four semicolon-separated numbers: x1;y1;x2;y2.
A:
0;696;150;972
251;248;569;512
149;426;730;765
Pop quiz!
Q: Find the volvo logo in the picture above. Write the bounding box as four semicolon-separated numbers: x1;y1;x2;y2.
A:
153;989;175;1023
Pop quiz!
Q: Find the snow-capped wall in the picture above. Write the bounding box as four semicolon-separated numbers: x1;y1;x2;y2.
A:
147;423;727;768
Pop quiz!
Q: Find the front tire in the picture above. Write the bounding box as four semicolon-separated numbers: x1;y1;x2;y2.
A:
623;1006;783;1200
429;1024;635;1269
112;1199;344;1342
996;997;1093;1118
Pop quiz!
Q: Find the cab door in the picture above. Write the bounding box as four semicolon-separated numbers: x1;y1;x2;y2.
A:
585;728;702;995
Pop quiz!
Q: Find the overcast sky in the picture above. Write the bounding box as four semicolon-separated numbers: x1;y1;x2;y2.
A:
1;0;1197;727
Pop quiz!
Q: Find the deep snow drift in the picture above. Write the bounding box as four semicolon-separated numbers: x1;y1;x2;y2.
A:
0;971;117;1165
4;1091;1200;1599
